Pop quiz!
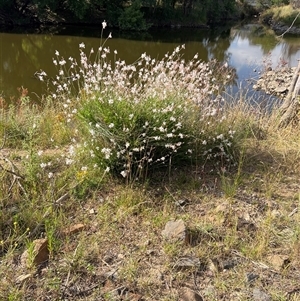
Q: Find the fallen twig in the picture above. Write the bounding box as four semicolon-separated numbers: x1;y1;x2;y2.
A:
277;11;300;38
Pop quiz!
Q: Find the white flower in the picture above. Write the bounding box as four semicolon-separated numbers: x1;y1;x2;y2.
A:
108;123;114;128
81;166;88;171
66;158;74;165
48;172;54;179
79;42;85;49
102;20;107;29
59;59;66;66
55;50;59;56
38;150;43;156
101;148;112;159
120;170;128;178
40;163;47;169
114;50;117;55
108;32;112;38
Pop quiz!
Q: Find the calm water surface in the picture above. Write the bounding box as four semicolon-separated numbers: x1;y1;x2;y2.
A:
0;23;300;102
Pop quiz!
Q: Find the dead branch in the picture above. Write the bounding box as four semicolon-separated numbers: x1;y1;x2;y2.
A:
278;60;300;127
277;11;300;38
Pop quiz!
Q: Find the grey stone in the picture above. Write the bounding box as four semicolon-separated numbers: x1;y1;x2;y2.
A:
253;288;271;301
174;256;201;268
162;219;186;241
275;86;288;93
246;272;259;283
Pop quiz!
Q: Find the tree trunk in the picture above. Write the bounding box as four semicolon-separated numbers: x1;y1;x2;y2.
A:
278;61;300;127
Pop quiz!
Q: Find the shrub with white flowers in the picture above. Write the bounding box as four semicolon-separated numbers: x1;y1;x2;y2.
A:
38;22;237;181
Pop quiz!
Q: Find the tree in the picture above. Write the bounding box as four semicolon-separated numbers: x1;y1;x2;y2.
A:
0;0;239;28
118;0;149;30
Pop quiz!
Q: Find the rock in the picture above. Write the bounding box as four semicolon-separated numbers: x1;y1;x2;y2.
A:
253;65;295;99
246;272;259;283
275;86;288;94
252;288;271;301
162;219;186;241
174;256;201;269
61;223;85;236
175;199;189;207
180;287;203;301
237;217;256;233
21;238;49;268
207;258;219;274
222;259;237;270
267;254;290;271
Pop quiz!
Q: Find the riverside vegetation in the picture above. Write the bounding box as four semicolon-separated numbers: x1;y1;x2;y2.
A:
1;23;300;300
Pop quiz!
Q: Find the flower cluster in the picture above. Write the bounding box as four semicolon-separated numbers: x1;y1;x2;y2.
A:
39;22;236;180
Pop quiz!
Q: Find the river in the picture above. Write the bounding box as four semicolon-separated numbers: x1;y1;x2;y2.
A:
0;22;300;103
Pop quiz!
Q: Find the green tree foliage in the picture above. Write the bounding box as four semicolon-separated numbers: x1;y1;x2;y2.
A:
118;0;149;30
0;0;237;28
256;0;289;8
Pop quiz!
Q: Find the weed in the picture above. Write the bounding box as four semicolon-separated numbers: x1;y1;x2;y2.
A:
36;23;238;183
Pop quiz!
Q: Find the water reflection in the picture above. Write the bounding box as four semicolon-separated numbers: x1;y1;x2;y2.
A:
0;23;300;102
